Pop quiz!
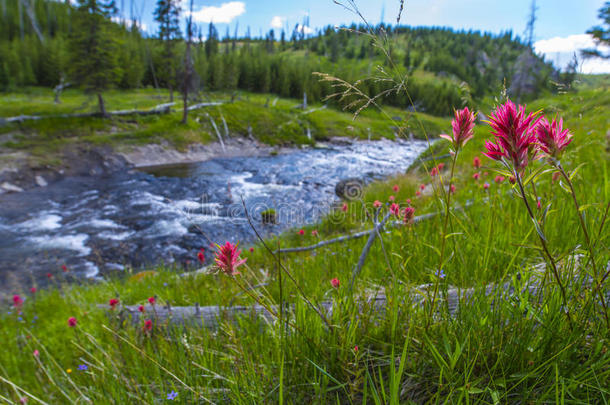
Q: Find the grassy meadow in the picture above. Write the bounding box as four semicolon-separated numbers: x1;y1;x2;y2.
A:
0;87;446;167
0;86;608;403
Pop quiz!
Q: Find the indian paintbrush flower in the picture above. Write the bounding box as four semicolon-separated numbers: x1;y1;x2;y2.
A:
484;100;541;172
403;206;415;223
68;317;77;327
109;298;119;309
197;249;205;263
12;295;23;307
535;116;573;159
214;242;247;276
473;156;481;168
440;107;476;151
330;278;340;288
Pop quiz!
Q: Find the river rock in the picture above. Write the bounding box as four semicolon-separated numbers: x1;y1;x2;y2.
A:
1;182;24;193
335;178;364;200
35;175;48;187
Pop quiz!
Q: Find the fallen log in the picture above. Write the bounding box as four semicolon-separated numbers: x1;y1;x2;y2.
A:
1;102;177;124
99;268;610;330
275;212;440;254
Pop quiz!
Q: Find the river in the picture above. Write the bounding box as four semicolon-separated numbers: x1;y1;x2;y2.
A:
0;138;428;288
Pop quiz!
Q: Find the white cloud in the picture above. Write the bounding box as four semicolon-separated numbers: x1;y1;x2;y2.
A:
580;58;610;75
270;16;285;29
296;24;314;35
190;1;245;24
534;34;599;54
534;34;610;74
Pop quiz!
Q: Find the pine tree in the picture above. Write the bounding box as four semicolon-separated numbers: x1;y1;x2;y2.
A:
154;0;181;101
68;0;121;116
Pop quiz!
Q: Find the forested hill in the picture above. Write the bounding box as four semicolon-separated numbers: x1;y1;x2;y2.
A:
1;0;561;115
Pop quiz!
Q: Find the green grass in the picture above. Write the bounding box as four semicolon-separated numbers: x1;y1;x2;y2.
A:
0;88;609;403
0;87;447;167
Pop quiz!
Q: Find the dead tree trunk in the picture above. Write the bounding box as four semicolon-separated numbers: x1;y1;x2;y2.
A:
97;93;107;117
181;0;194;124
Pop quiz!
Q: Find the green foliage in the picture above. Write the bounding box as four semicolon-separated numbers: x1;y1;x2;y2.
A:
68;0;122;106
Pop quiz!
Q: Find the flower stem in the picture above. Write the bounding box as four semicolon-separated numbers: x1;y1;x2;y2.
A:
427;151;458;327
557;163;609;328
515;171;573;330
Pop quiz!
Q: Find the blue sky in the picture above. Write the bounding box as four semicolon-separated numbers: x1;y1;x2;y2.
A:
118;0;610;73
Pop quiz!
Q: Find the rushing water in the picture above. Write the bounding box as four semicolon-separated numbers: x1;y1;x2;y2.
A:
0;138;428;286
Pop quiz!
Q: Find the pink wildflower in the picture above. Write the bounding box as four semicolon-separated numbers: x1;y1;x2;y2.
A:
61;265;68;273
373;200;382;208
390;203;401;217
311;230;318;236
148;296;156;305
415;191;421;197
450;184;456;194
484;100;540;171
330;278;340;289
430;167;439;177
389;195;395;202
68;317;77;327
30;287;37;294
535;116;573;158
473;156;481;169
298;229;305;236
509;176;516;184
138;305;145;313
109;298;119;309
420;184;425;190
440;107;476;150
341;203;348;212
393;185;399;192
403;206;415;223
144;319;153;331
438;162;445;171
406;198;411;204
214;242;247;276
46;273;53;279
197;249;205;264
537;199;542;210
12;294;23;307
473;172;480;180
249;247;254;253
33;349;39;357
354;345;358;353
483;182;490;190
494;175;505;184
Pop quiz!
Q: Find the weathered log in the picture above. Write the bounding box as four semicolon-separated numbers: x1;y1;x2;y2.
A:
275;212;439;254
1;102;177;124
0;102;227;126
99;271;610;330
187;102;224;111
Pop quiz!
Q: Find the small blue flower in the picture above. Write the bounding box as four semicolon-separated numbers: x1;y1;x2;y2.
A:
78;364;88;371
436;269;446;279
7;311;11;315
163;283;168;287
17;317;23;321
167;391;178;400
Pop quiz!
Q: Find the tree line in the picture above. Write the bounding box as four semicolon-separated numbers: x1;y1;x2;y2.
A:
0;0;566;117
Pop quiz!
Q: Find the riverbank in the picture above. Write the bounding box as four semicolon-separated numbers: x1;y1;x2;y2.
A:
0;88;448;192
